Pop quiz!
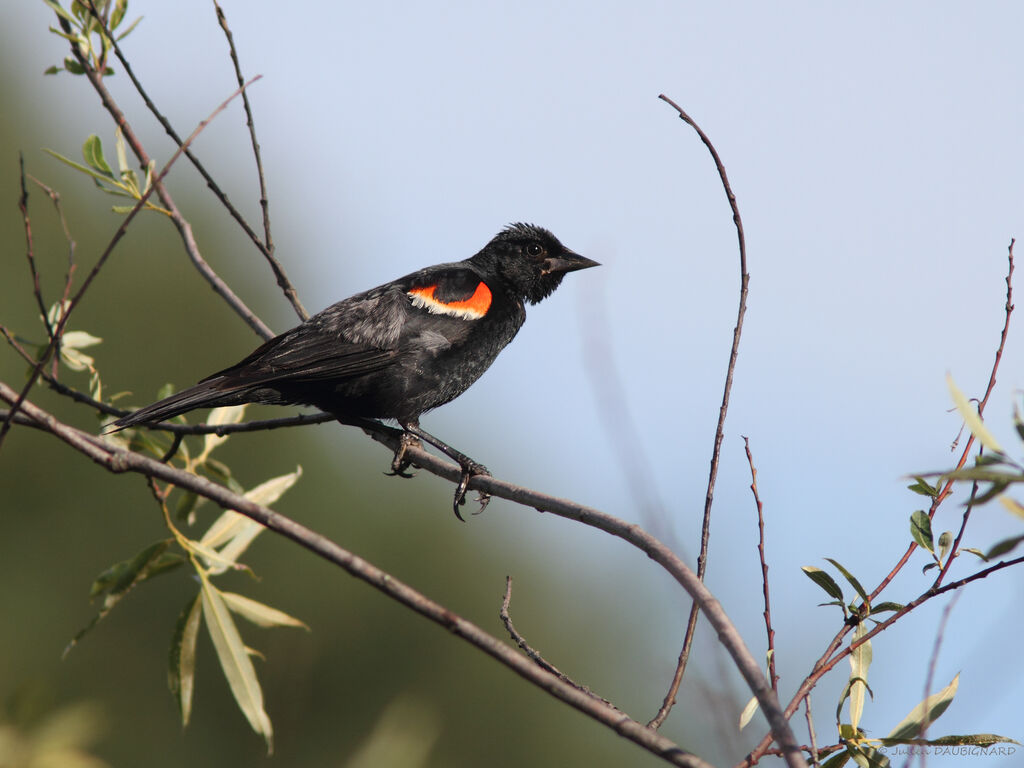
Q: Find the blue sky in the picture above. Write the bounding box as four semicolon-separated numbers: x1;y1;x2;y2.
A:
10;2;1024;765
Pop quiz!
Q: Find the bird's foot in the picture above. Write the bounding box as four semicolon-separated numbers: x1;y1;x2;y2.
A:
386;432;422;478
453;460;491;522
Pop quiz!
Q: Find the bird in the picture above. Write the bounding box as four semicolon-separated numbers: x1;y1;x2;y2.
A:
108;223;599;519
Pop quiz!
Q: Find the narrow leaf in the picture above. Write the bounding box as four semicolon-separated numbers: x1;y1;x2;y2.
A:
869;602;904;615
820;751;852;768
998;495;1024;521
221;592;308;630
168;594;202;726
199;404;248;460
849;623;872;731
985;534;1024;560
82;134;113;176
907;477;939;497
885;673;960;740
802;566;844;601
200;577;273;751
738;695;759;729
910;511;934;554
825;558;870;606
947;373;1003;454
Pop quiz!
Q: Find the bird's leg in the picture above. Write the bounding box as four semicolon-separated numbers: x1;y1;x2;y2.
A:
399;419;491;521
387;431;421;478
331;413;418;478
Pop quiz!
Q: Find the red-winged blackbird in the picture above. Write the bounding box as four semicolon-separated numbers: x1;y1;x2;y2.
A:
109;223;598;518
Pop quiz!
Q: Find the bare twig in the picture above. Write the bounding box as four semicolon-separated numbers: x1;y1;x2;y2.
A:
649;93;752;730
212;1;306;321
870;239;1014;600
909;593;961;768
18;155;51;339
81;0;308;323
0;382;715;768
0;76;262;451
57;10;274;341
500;577;616;707
803;694;820;768
744;437;777;691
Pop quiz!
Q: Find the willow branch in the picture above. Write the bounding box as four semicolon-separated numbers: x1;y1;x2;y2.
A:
57;12;273;341
0;382;714;768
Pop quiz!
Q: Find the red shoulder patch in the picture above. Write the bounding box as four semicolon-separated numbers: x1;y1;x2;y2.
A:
408;281;492;319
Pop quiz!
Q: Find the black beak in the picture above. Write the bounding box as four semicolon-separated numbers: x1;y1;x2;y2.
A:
543;251;601;276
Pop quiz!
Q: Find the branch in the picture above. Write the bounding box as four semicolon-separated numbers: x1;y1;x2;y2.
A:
0;74;261;451
744;437;777;692
57;11;274;341
0;381;715;768
650;93;752;730
500;577;615;708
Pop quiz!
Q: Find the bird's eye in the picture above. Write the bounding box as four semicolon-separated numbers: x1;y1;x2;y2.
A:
526;243;544;257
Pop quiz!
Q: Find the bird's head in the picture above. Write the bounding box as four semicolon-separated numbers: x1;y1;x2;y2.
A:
474;223;599;304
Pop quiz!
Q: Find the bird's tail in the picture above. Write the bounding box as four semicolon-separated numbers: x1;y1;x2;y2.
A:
106;377;246;432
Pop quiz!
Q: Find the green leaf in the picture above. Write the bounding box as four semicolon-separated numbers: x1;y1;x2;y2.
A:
168;594;202;726
67;540;180;656
907;477;939;497
885;672;959;740
82;134;113;176
200;577;273;751
825;558;870;607
44;65;61;75
924;733;1021;747
961;547;987;561
910;511;934;554
937;531;953;563
88;540;179;599
221;592;309;631
802;566;844;601
820;750;852;768
847;744;890;768
985;534;1024;560
848;623;872;731
115;14;144;42
64;57;86;75
43;0;77;25
110;0;128;31
43;147;119;185
869;601;904;615
947;373;1004;454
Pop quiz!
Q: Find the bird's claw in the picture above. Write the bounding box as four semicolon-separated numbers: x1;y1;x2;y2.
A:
385;433;421;478
452;461;490;522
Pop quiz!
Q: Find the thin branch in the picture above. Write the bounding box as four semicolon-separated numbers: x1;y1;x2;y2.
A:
58;11;274;341
870;239;1014;601
0;382;714;768
82;0;308;323
649;93;752;730
910;593;961;768
803;694;820;768
0;76;262;451
212;1;307;321
357;425;806;767
744;437;777;692
500;577;615;707
18;154;51;339
737;552;1024;768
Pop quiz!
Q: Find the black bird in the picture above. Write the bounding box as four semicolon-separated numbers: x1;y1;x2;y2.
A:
109;223;599;518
